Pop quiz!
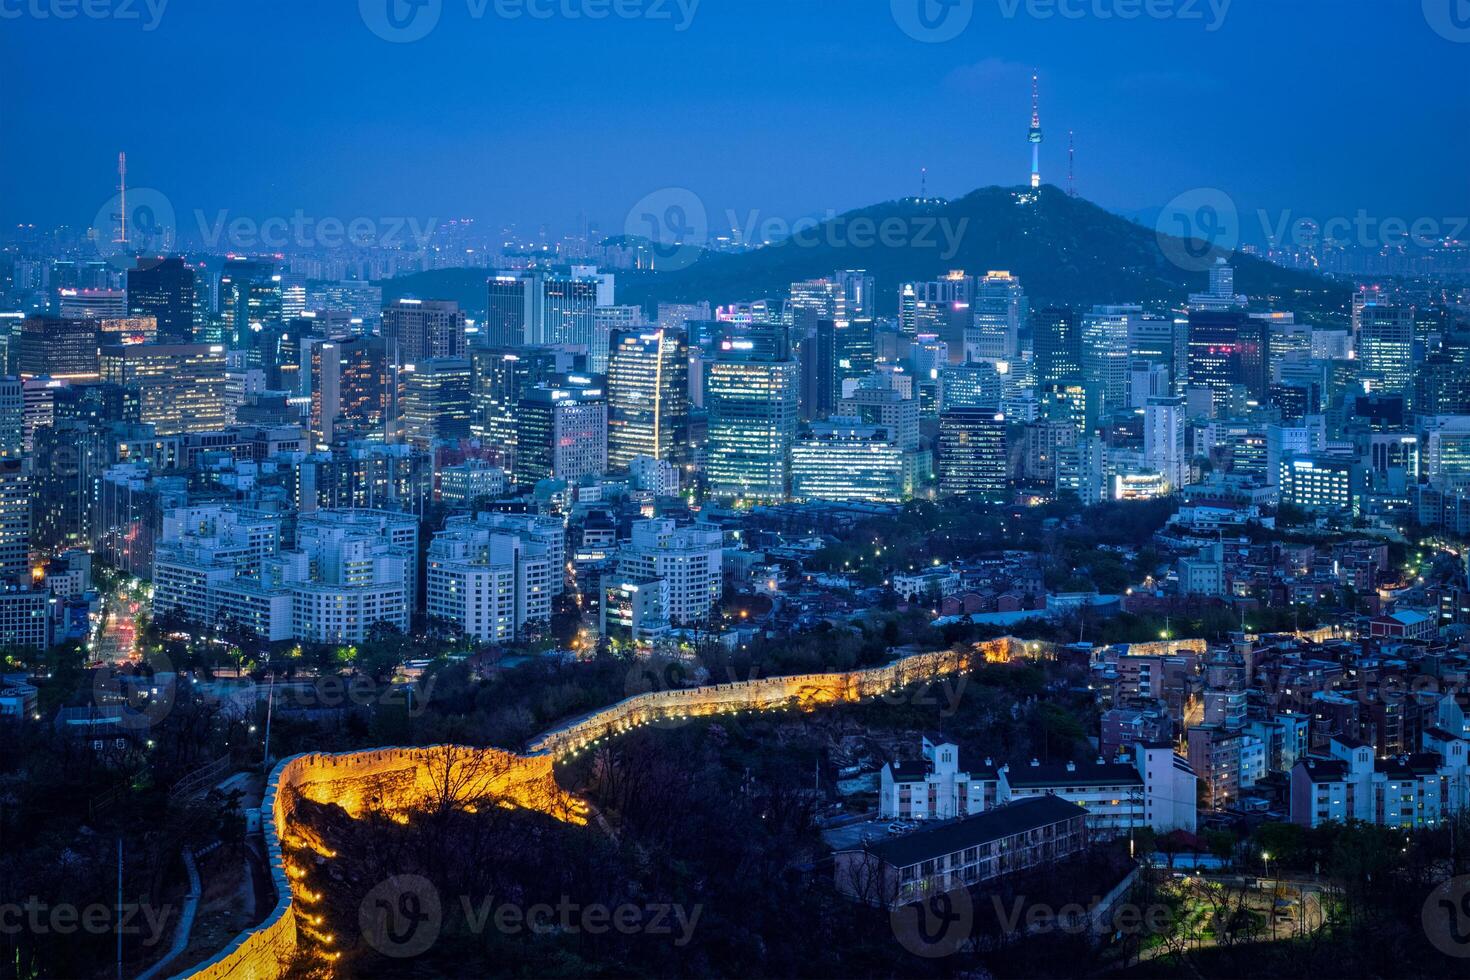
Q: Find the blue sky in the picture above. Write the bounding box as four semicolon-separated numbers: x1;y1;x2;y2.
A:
2;0;1466;241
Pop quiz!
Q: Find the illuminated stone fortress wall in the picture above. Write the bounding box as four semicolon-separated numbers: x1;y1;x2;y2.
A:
184;635;1188;979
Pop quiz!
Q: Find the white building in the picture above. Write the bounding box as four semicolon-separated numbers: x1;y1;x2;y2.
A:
880;737;1196;838
616;519;722;625
424;512;560;642
629;456;680;497
1143;395;1187;491
439;460;509;507
152;505;410;644
1289;734;1470;829
892;565;960;603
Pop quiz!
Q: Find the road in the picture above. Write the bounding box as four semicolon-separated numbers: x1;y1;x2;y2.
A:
91;581;145;665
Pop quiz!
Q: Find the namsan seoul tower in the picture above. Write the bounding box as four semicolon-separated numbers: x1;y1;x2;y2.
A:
1028;71;1043;189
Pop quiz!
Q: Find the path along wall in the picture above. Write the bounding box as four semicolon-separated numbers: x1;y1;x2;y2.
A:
180;636;1049;979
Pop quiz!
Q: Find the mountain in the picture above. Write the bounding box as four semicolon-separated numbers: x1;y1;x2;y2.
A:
380;185;1348;318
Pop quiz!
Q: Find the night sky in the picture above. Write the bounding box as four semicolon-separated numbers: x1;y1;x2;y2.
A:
3;0;1466;242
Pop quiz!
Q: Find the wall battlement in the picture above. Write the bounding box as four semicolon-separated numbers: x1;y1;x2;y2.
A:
179;636;1054;979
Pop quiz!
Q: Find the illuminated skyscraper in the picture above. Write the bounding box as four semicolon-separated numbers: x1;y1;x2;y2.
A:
938;407;1008;501
607;327;689;469
1033;306;1081;386
99;343;229;436
485;275;532;348
965;271;1027;362
18;316;100;381
516;381;608;485
1081;305;1138;414
1355;303;1413;396
217;258;282;351
383;298;466;364
397;358;473;447
705;346;799;503
126;256;196;343
0;459;28;582
1187;309;1268;413
310;336;391;444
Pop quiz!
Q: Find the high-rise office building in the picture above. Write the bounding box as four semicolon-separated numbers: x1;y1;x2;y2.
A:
485;275;532;348
1080;305;1138;414
309;336;392;445
965;271;1027;362
791;419;924;504
126;256;196;343
1187;310;1268;412
0;379;21;459
808;317;875;419
383;298;467;364
1144;395;1188;491
58;288;126;319
705;349;799;503
540;268;614;348
1033;306;1081;387
468;346;571;463
590;306;645;374
18;316;100;381
217;258;282;351
840;384;920;451
834;270;876;318
99;343;229;436
938;407;1008;502
515;380;608;485
1128;315;1189;394
397;358;473;447
0;459;29;582
1355;303;1413;396
607;328;689;469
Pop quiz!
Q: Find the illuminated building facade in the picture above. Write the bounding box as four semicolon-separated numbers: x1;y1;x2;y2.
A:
607;327;689;469
99;342;229;436
705;351;799;503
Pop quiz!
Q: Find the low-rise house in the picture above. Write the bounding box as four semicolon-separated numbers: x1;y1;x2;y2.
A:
835;795;1088;907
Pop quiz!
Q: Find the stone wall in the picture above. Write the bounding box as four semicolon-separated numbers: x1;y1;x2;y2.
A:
178;636;1083;979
